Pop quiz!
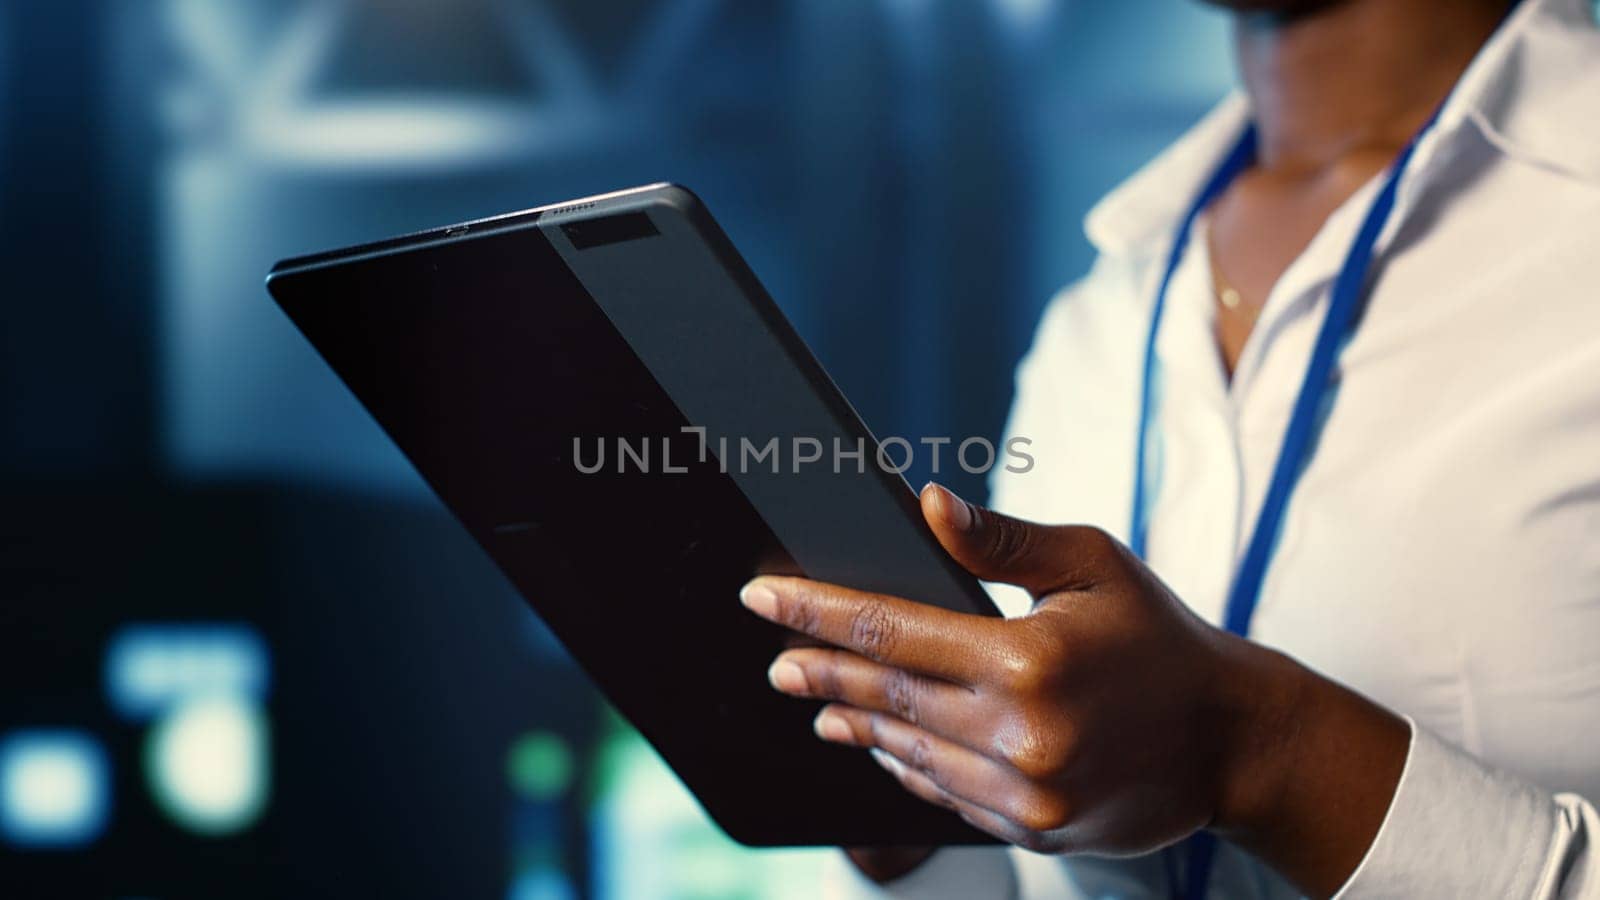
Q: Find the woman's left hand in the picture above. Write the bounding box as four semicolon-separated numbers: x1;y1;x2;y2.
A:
741;484;1408;895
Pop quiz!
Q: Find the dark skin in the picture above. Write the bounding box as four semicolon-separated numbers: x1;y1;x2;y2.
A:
749;487;1404;895
1211;0;1512;374
746;0;1517;894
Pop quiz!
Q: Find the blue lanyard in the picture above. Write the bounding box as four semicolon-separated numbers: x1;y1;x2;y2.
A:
1132;116;1427;609
1140;8;1522;891
1136;118;1436;900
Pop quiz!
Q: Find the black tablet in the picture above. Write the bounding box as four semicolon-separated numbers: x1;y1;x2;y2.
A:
266;184;1001;847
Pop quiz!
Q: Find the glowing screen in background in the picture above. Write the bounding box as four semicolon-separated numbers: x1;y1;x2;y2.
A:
145;695;271;836
587;717;829;900
506;730;578;900
104;624;273;836
0;731;111;849
104;624;271;722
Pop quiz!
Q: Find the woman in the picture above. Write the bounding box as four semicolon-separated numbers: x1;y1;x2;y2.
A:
737;0;1600;896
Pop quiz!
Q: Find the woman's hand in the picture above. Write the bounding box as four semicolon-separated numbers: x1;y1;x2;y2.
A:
741;484;1409;896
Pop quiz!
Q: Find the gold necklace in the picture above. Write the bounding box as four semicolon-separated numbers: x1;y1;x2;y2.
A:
1218;281;1244;311
1206;216;1245;311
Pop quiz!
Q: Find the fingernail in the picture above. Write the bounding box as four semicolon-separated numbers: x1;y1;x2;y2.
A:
767;659;808;694
813;710;853;744
933;483;973;531
740;581;778;618
870;747;905;777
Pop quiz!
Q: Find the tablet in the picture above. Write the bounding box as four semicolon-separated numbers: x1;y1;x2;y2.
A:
266;184;1001;847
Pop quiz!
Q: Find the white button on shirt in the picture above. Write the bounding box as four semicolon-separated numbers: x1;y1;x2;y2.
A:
824;0;1600;896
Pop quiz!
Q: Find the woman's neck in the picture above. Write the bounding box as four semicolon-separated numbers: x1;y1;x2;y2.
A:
1235;0;1514;174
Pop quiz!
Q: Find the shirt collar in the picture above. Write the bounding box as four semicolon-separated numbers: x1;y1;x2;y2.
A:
1084;0;1600;259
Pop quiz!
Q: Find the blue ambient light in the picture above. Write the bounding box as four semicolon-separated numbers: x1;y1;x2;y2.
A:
0;730;111;849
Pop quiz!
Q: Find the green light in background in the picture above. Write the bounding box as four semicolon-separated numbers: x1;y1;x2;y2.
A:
507;731;573;801
587;720;830;900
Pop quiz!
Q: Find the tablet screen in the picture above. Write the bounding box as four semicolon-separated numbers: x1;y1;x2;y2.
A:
269;196;993;845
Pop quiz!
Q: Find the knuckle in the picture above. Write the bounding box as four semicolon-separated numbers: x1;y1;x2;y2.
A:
848;602;899;661
1077;526;1132;574
774;590;821;635
908;735;936;780
992;641;1054;696
865;711;890;748
1008;749;1063;783
986;515;1034;567
1012;792;1073;834
813;653;846;699
1078;525;1119;556
1033;525;1124;592
842;710;873;746
996;663;1044;699
1002;729;1072;783
884;669;921;725
997;656;1040;694
1026;624;1076;677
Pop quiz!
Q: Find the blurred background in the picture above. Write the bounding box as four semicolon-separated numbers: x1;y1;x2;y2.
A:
0;0;1232;896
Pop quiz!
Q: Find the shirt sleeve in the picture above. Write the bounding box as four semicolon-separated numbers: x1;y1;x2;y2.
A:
819;848;1021;900
1334;719;1600;898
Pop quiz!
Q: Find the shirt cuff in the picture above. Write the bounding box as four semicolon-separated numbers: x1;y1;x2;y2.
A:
1333;718;1561;899
820;847;1020;900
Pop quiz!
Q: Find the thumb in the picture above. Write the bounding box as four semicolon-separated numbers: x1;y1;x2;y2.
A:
919;482;1111;597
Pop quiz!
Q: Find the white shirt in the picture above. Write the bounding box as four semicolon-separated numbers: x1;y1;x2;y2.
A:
824;0;1600;895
